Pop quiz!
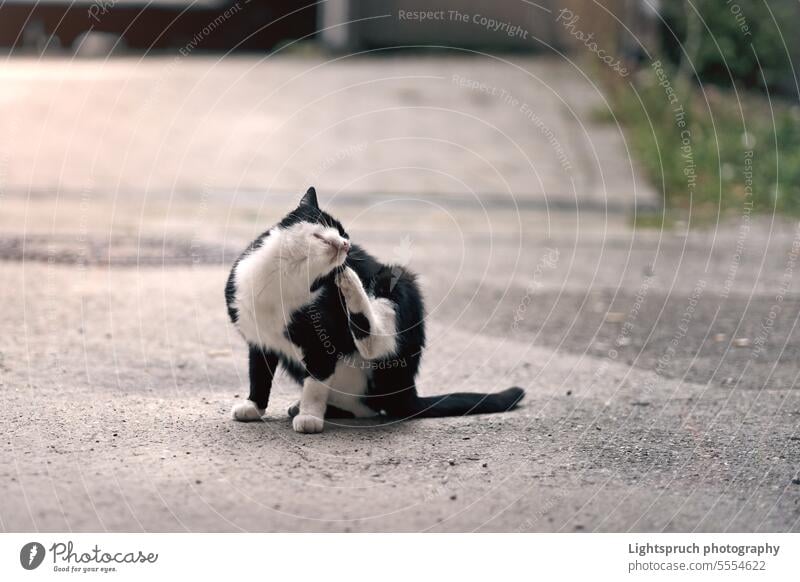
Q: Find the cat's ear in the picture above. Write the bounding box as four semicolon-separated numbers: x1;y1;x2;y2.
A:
300;187;319;209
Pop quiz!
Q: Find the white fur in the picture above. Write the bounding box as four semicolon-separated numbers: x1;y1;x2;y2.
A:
326;355;379;418
336;267;398;360
231;399;264;421
230;223;380;434
293;414;325;433
231;224;347;363
292;356;377;433
294;376;329;433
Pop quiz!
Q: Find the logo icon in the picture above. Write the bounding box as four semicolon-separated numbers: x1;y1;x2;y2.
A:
20;542;46;570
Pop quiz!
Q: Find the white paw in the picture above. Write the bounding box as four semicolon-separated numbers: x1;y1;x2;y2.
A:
336;267;366;310
292;414;324;434
231;400;265;422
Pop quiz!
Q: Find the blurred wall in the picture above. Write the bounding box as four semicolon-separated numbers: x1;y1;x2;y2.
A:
320;0;561;52
319;0;658;57
558;0;659;58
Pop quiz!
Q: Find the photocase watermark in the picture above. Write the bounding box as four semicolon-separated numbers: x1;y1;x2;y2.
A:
556;8;629;77
675;110;697;200
190;182;212;265
726;0;753;37
614;275;654;351
722;149;754;298
20;542;46;570
307;142;369;184
642;278;707;395
310;307;338;356
178;1;249;57
519;104;573;173
76;179;95;272
512;248;560;330
751;221;800;360
655;279;706;376
389;234;413;292
515;493;563;532
338;352;408;370
87;0;117;23
396;9;448;23
652;59;679;106
397;9;529;40
308;305;406;368
584;273;655;390
451;10;529;40
451;74;519;107
651;60;697;203
20;540;158;573
452;74;573;173
50;541;158;573
135;1;249;116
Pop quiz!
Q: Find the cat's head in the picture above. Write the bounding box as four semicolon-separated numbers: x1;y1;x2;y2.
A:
276;187;351;278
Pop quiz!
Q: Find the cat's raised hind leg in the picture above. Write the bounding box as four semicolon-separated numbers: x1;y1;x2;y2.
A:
336;267;397;361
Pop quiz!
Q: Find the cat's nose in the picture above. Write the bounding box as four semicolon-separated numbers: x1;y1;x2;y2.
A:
341;239;351;252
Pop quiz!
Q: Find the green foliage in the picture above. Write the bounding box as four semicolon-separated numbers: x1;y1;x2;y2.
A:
600;60;800;217
659;0;796;92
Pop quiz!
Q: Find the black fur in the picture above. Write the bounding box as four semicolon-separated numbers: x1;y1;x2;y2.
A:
348;312;371;340
247;345;279;410
287;402;355;419
224;235;265;324
226;187;525;420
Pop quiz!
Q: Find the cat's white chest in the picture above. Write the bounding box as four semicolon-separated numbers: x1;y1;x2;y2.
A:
232;233;317;363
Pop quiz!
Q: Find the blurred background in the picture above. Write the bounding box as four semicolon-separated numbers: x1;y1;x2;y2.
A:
2;1;800;532
1;0;799;213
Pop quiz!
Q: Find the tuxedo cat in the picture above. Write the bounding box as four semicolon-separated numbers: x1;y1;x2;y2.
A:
225;187;524;433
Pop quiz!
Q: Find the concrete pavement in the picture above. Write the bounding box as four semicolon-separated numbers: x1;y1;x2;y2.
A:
0;54;656;210
0;55;798;532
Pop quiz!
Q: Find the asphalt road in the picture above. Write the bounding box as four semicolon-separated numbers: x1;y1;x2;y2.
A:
0;56;798;532
1;199;798;532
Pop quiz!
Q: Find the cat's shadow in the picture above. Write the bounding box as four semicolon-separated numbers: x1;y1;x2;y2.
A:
315;417;413;434
251;415;415;435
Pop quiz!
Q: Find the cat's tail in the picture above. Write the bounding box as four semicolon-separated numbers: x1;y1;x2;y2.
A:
410;387;525;418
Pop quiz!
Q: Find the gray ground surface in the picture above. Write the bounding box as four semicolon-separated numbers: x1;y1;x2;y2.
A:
0;56;798;532
0;54;654;209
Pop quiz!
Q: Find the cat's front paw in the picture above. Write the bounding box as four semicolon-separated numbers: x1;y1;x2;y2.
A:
231;400;265;422
292;414;324;434
336;267;366;311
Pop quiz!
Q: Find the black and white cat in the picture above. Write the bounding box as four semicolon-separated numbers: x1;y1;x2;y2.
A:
225;187;524;433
